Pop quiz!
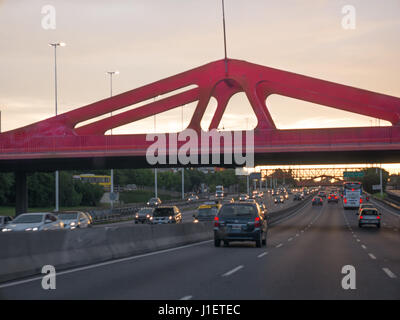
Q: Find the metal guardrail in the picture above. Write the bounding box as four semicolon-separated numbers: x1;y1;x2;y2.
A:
87;198;206;224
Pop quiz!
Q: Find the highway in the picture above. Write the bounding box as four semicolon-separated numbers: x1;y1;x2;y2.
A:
0;198;398;300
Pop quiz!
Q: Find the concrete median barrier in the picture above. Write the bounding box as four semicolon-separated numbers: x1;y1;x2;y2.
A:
0;196;313;284
0;222;213;283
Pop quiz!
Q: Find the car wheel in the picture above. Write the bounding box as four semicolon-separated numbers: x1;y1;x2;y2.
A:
135;221;138;224
214;238;221;247
377;223;381;229
262;233;267;246
223;240;229;247
358;223;362;228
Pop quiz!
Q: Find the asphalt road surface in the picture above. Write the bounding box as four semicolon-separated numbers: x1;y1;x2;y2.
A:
1;198;398;299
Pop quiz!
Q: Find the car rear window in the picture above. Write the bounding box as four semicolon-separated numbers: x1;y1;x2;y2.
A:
218;204;257;218
153;208;174;217
362;209;379;216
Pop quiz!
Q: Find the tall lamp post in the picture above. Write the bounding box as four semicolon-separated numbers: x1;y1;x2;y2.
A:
106;71;119;208
49;42;66;212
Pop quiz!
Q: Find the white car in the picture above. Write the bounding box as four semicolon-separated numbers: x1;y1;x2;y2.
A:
57;211;91;229
2;213;64;232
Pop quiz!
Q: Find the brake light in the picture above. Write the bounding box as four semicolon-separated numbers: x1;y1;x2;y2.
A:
344;198;347;204
352;188;354;191
254;216;260;228
360;216;363;219
214;216;219;227
377;216;380;219
360;198;363;204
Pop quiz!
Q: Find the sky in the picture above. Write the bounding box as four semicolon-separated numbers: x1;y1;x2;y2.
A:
0;0;399;171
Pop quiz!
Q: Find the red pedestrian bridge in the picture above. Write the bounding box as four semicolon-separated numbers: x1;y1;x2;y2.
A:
1;58;400;173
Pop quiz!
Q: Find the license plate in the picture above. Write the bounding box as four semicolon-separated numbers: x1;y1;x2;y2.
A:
231;225;241;231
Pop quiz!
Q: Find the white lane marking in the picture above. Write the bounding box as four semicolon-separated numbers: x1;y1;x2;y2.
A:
296;233;299;237
222;265;244;277
257;252;268;258
368;253;377;260
301;230;304;233
0;239;213;289
382;268;397;279
361;245;367;250
276;243;283;248
180;295;193;300
288;237;293;242
356;239;360;242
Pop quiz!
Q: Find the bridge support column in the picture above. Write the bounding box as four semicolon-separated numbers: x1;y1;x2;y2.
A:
15;171;28;216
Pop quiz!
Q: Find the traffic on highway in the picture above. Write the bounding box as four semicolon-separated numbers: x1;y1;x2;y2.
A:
0;183;398;303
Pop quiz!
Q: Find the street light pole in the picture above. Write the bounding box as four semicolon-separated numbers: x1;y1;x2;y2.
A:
49;42;65;212
106;71;119;208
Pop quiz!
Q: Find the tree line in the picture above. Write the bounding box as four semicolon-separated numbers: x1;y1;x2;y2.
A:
0;172;104;207
0;168;246;208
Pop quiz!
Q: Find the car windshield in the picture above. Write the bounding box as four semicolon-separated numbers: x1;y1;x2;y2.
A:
149;198;159;202
362;209;379;216
138;208;153;214
218;204;257;218
12;214;43;224
198;207;218;217
58;213;78;220
153;208;174;217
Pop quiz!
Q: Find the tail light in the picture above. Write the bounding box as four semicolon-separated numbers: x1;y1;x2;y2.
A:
254;216;260;228
360;198;363;204
335;196;338;199
344;198;347;204
360;216;363;219
214;216;219;227
377;216;380;219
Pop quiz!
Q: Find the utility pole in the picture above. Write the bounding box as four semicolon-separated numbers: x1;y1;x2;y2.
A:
221;0;228;74
154;96;158;198
49;42;66;212
106;71;119;208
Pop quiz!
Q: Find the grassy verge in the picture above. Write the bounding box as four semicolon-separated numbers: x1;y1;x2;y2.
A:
371;192;387;200
119;190;178;204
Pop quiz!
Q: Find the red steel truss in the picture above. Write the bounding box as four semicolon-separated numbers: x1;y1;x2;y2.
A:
1;59;400;170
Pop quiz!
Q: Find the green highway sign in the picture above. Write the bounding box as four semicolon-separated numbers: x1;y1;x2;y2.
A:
343;171;364;178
